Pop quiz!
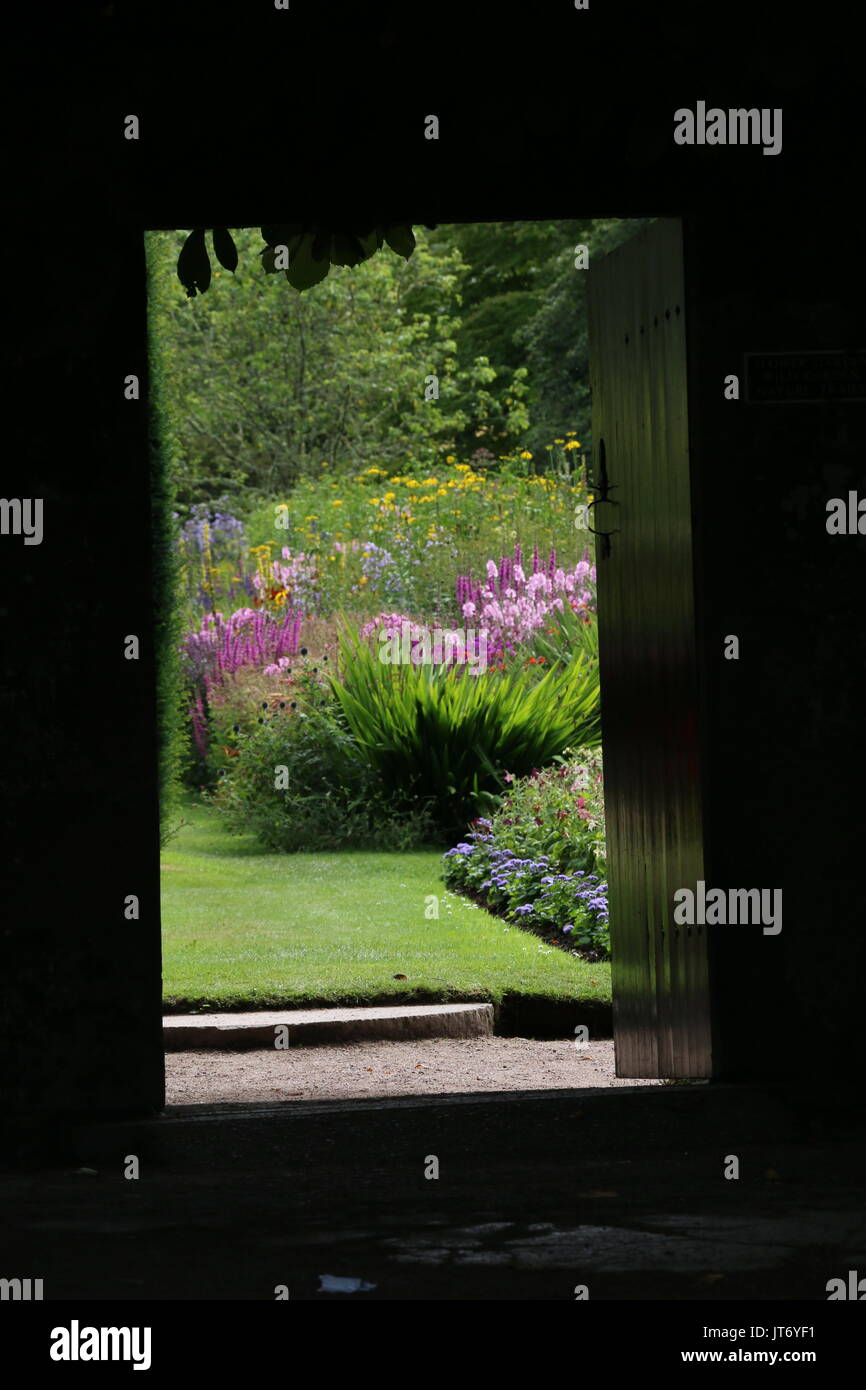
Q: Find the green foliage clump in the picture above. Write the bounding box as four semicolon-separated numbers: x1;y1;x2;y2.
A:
486;748;606;878
517;217;651;459
151;228;527;504
527;598;600;669
147;237;190;846
443;749;608;955
330;628;601;841
210;665;436;852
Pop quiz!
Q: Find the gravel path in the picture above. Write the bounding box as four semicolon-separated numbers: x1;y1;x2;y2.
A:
166;1037;662;1104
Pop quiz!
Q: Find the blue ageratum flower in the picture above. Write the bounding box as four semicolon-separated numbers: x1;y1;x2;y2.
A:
513;905;534;916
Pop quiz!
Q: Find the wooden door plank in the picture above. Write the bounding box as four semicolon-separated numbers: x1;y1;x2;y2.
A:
588;219;711;1078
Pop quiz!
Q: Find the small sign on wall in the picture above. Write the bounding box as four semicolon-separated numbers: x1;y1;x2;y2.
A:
744;350;866;404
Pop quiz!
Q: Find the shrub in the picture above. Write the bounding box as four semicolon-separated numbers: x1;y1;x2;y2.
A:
330;627;601;840
210;662;436;851
442;749;609;956
487;748;605;876
147;263;188;846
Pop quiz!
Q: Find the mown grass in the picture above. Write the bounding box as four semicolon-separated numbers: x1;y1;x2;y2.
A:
160;796;611;1012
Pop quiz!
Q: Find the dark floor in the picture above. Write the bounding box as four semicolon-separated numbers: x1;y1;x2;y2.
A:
3;1083;866;1301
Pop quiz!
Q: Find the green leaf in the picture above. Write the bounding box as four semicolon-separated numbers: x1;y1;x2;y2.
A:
260;237;302;273
177;228;211;298
311;230;330;263
211;227;238;272
329;624;600;838
285;234;331;290
330;232;367;267
353;228;380;260
261;223;306;244
384;224;416;259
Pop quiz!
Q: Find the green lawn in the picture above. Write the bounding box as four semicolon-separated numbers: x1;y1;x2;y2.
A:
160;796;612;1011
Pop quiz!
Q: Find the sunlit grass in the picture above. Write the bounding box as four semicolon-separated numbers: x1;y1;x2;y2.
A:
161;796;611;1011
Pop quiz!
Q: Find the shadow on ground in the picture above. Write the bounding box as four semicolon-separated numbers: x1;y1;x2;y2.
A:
3;1084;865;1300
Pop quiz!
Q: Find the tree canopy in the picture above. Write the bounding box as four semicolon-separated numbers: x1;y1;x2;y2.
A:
153;218;649;507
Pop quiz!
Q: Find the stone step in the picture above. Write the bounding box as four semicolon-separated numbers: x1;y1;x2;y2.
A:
164;1002;495;1050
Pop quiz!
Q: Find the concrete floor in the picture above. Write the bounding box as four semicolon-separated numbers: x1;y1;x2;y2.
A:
3;1083;866;1301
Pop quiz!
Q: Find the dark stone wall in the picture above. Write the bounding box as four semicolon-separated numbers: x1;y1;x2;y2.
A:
1;0;860;1123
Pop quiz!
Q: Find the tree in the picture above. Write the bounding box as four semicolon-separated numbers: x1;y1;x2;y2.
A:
517;218;651;460
151;227;523;505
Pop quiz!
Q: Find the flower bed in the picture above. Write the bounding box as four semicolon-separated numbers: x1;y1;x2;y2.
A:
456;543;597;666
172;448;605;858
442;749;609;958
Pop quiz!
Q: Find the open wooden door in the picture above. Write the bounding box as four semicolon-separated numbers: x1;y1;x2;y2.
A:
587;218;711;1078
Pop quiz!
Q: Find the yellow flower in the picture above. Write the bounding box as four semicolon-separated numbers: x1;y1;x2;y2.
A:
554;438;565;444
320;460;329;467
331;499;343;506
306;515;318;521
520;451;533;459
455;463;470;472
405;479;418;488
445;455;455;463
564;440;581;451
423;477;439;486
359;575;368;584
383;492;396;502
369;498;380;505
565;430;577;436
